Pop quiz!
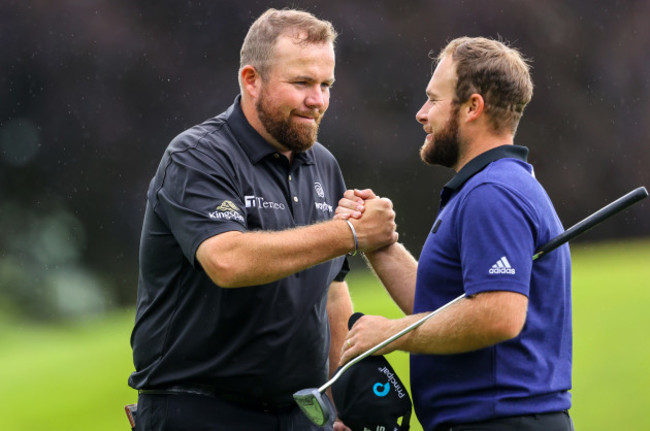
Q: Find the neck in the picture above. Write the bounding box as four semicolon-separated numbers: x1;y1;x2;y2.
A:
454;134;514;172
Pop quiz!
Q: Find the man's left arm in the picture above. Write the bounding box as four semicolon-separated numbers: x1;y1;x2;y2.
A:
326;280;354;431
340;290;528;364
327;280;353;375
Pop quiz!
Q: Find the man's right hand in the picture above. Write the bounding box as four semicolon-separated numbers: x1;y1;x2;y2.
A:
336;189;398;252
334;188;376;220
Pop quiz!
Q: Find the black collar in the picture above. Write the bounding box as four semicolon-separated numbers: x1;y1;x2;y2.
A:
226;95;314;166
440;145;529;206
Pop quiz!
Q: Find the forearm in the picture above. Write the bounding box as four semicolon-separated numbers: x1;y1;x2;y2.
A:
394;291;528;354
327;281;353;375
197;220;354;287
363;242;418;314
198;197;397;288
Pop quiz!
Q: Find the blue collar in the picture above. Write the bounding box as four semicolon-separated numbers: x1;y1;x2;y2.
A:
440;145;529;207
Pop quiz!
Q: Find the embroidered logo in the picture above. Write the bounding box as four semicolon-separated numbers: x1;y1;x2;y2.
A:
244;195;286;210
216;200;240;212
208;200;245;222
314;182;325;198
489;256;516;275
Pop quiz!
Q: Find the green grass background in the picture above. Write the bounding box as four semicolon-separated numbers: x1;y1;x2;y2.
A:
1;239;649;430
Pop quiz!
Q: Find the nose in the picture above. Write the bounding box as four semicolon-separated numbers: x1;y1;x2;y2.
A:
416;103;428;125
305;86;328;110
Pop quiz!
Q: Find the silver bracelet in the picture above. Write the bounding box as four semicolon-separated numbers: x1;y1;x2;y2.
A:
345;220;358;256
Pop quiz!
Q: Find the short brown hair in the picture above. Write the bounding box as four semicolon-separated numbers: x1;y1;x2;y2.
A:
436;37;533;135
239;8;338;86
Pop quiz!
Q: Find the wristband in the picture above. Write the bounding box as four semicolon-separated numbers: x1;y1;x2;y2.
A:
345;220;359;256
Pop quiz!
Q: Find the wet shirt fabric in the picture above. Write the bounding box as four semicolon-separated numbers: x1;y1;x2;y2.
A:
411;146;572;429
129;96;348;404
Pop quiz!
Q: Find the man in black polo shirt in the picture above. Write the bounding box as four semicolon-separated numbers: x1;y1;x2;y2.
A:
129;8;398;431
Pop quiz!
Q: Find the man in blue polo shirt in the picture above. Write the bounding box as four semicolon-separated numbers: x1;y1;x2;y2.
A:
338;37;573;430
129;8;397;431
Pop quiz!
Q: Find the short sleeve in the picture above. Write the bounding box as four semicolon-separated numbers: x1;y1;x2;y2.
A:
153;147;247;265
458;183;537;297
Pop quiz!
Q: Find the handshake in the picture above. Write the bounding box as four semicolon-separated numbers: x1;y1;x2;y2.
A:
334;188;399;255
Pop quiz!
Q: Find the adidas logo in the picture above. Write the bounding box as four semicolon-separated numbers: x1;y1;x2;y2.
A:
489;256;516;275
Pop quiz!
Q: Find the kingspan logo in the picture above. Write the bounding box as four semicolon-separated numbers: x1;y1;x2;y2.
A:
208;200;244;222
489;256;516;275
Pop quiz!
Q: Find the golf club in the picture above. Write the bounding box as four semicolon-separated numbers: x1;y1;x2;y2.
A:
293;186;648;426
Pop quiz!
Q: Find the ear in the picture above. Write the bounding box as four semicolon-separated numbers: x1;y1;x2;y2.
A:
240;65;262;99
463;93;485;123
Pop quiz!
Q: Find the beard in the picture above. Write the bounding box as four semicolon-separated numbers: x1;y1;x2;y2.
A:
256;88;322;153
420;106;461;168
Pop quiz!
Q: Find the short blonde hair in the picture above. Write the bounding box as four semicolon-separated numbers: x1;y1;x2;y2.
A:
239;8;338;87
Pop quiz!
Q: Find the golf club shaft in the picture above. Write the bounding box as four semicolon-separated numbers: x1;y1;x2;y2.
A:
318;293;464;392
319;185;648;394
533;186;648;260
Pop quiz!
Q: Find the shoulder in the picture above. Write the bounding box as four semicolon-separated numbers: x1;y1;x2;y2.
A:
459;159;551;224
309;141;335;157
168;113;232;155
306;142;341;167
468;158;543;199
150;112;243;190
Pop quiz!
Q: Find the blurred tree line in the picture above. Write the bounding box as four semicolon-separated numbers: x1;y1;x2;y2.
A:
1;0;648;321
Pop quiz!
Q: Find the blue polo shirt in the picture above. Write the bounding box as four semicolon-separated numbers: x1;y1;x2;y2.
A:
129;96;348;404
411;145;572;429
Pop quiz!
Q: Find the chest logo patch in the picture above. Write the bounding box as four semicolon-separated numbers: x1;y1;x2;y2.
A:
244;195;286;210
314;182;325;198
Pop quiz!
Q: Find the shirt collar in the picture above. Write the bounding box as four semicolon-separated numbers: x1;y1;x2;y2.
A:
440;145;529;206
226;95;314;165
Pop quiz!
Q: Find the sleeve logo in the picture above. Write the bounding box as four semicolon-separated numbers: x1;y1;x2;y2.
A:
208;200;245;222
216;200;241;213
488;256;516;275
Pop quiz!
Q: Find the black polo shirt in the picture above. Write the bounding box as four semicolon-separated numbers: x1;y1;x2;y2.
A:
129;96;348;404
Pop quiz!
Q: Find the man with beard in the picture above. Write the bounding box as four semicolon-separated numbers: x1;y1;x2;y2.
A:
336;37;574;430
128;8;397;431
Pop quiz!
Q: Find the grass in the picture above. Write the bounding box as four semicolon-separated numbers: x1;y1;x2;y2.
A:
0;311;136;431
570;239;650;428
0;239;648;430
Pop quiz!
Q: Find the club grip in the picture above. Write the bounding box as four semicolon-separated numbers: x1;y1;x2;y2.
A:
348;312;364;329
534;186;648;259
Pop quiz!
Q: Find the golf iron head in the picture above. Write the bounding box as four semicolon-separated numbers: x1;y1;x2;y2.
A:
293;388;334;426
293;294;465;426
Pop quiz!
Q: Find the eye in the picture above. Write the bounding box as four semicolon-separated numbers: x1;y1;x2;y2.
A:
426;93;438;104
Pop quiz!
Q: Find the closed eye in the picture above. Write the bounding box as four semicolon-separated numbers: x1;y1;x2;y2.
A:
426;91;439;103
